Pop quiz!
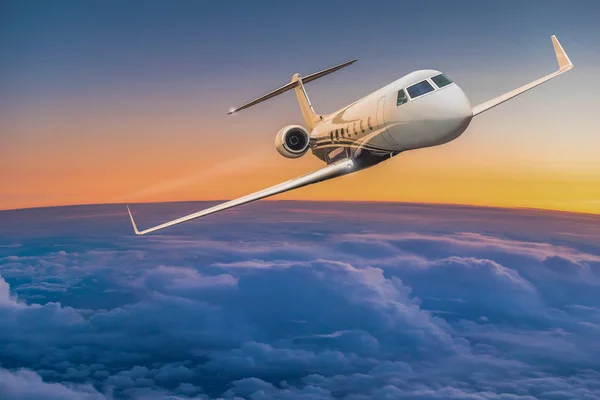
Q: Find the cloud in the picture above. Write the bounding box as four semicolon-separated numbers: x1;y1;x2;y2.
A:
0;274;14;305
137;265;238;291
0;368;107;400
341;231;600;265
2;202;600;399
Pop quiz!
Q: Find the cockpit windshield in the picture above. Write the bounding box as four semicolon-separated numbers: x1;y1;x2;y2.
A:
431;74;453;88
406;80;435;99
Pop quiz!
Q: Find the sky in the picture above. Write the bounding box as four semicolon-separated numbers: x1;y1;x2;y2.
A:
1;0;600;213
1;202;600;398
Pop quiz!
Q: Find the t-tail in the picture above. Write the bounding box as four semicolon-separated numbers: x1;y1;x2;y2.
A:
227;59;357;130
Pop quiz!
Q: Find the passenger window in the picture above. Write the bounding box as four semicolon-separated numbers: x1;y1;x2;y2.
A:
335;130;339;140
330;132;333;142
397;89;407;106
341;128;344;136
431;74;453;88
367;117;372;130
407;80;435;99
353;122;357;135
360;120;364;133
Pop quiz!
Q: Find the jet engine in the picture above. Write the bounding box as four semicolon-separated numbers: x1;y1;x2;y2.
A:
275;125;310;158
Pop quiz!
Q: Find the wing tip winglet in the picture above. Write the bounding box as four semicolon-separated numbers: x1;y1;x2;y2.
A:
551;35;573;71
126;205;142;236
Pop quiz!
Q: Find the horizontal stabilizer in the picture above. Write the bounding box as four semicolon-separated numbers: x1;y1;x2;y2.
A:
227;59;357;115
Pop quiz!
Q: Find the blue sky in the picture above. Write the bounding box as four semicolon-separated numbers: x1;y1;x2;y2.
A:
2;0;600;212
3;0;599;108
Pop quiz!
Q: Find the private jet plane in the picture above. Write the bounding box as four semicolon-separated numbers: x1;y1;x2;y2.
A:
127;36;573;235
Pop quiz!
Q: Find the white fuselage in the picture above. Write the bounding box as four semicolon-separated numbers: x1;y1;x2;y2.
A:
309;70;473;167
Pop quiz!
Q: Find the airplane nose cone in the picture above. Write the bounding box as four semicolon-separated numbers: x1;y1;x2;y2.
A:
438;85;472;142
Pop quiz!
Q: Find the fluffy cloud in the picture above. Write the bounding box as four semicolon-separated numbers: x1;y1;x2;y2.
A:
0;368;106;400
1;202;600;399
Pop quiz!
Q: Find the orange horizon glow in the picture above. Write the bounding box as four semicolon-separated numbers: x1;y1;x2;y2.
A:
3;130;600;214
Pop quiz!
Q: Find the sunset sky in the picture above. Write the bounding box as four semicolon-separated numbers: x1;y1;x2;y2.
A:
1;0;599;213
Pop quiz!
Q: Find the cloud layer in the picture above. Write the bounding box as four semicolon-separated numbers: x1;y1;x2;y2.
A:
1;202;600;399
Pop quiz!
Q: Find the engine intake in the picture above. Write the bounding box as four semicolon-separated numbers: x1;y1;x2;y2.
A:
275;125;310;158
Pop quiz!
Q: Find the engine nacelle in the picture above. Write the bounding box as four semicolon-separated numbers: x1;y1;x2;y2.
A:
275;125;310;158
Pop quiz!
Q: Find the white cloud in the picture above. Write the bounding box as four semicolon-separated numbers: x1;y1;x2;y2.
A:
3;203;600;399
0;368;107;400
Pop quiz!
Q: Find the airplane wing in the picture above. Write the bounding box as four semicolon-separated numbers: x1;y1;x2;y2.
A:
472;35;573;116
127;158;355;235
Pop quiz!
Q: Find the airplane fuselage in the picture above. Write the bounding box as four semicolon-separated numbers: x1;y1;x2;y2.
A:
309;70;473;167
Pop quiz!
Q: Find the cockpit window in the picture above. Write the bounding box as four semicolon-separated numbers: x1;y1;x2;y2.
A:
407;80;435;99
431;74;453;88
397;89;407;106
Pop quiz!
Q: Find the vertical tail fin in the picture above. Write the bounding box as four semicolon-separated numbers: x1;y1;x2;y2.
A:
291;74;321;130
